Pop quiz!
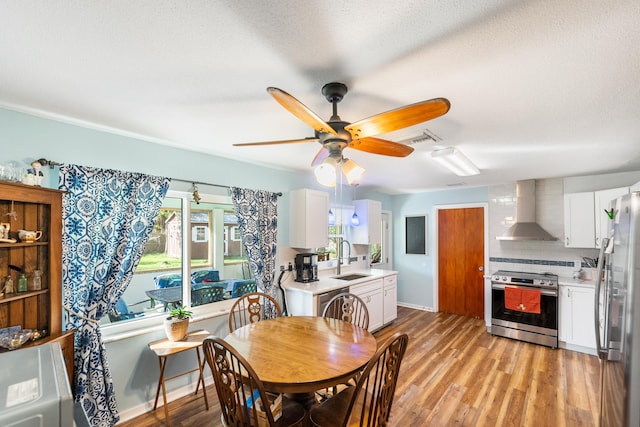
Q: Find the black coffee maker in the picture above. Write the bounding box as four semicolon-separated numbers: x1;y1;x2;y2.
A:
294;253;318;283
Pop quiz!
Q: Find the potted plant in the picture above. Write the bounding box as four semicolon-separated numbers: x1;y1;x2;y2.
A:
164;306;193;341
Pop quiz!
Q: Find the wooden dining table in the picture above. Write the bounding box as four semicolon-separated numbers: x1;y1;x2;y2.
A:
223;316;378;400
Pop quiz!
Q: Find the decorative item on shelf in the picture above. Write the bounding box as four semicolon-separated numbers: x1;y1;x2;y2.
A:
3;275;14;295
0;161;21;182
164;306;193;341
22;160;45;186
18;272;27;293
6;201;17;221
0;328;33;350
18;230;42;243
31;270;42;291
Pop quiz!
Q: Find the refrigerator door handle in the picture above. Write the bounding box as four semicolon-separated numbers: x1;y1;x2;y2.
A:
594;237;609;360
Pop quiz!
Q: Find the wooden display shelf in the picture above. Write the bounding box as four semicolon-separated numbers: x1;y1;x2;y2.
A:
0;241;49;249
0;289;49;304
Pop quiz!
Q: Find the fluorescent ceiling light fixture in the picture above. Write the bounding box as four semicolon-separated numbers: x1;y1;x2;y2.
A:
431;147;480;176
314;157;337;187
341;158;365;185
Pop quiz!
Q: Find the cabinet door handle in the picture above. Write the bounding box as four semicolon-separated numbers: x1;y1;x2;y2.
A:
566;237;570;245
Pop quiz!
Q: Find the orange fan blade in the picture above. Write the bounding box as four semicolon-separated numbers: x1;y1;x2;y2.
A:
267;87;337;135
345;98;450;139
348;137;415;157
233;137;319;147
311;147;330;166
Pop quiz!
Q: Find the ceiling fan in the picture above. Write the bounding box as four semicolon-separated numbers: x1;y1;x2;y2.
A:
233;82;450;184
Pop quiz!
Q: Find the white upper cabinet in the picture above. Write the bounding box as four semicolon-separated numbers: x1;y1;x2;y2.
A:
289;188;329;249
564;187;630;248
594;187;629;248
564;192;595;248
351;199;382;245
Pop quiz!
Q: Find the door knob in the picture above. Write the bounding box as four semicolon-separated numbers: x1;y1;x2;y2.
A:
478;266;484;271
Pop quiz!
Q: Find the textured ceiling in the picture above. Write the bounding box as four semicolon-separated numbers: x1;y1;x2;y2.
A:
1;0;639;194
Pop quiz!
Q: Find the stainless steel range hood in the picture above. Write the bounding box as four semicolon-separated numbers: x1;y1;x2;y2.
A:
497;180;557;241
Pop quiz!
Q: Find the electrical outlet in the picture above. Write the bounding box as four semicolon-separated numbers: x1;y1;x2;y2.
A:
280;265;285;271
362;256;367;261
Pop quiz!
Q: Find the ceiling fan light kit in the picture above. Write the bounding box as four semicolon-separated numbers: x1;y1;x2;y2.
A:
314;157;338;187
340;158;365;185
234;82;450;184
431;147;480;176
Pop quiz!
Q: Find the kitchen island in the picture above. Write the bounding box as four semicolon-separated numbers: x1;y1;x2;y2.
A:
283;268;398;331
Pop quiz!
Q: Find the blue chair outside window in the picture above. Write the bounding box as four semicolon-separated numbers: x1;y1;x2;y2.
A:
154;274;182;288
231;279;257;298
191;269;220;284
108;297;148;322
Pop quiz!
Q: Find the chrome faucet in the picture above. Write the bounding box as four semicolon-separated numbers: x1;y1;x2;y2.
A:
336;238;351;275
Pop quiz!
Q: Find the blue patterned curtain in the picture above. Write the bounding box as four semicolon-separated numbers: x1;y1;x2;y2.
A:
59;164;170;427
230;187;279;296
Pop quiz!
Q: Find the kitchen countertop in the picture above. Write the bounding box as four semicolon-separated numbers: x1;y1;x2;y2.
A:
558;276;597;289
282;268;397;295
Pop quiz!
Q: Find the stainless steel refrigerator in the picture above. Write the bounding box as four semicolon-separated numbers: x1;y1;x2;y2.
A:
595;192;640;427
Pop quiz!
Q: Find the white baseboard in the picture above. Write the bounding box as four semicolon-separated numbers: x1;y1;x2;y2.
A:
397;302;434;312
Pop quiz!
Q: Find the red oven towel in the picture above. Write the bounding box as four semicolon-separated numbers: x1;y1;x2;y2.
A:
519;288;541;314
504;287;522;311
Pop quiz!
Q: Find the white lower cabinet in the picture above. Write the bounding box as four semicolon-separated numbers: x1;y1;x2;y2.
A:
559;285;596;353
351;279;384;332
383;275;397;324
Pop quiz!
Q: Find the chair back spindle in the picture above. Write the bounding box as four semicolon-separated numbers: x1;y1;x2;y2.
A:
228;291;283;332
322;292;369;330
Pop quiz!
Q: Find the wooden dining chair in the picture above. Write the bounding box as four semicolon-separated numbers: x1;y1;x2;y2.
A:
309;332;409;427
318;292;370;399
203;336;306;427
321;292;369;330
228;291;283;333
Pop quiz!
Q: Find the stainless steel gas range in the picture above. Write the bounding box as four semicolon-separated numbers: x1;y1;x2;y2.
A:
490;270;559;348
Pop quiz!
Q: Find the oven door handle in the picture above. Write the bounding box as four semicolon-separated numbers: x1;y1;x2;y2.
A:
491;283;558;296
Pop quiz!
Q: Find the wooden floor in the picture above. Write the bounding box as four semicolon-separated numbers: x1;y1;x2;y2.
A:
117;306;601;426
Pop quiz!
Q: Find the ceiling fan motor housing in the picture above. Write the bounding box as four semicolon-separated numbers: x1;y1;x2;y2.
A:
321;82;348;103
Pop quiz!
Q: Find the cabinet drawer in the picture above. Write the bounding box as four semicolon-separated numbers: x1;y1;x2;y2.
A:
384;275;397;287
350;279;383;296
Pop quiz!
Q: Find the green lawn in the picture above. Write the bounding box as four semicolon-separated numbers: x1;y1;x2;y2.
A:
136;253;208;272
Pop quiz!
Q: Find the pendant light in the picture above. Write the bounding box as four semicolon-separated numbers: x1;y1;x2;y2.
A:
351;184;360;226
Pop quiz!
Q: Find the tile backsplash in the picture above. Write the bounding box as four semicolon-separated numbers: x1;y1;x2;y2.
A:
488;178;599;278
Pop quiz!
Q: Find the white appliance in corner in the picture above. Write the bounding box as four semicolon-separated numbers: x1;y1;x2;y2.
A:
0;342;74;426
595;192;640;427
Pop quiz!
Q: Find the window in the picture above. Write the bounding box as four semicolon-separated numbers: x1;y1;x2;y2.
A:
192;225;209;243
103;188;254;328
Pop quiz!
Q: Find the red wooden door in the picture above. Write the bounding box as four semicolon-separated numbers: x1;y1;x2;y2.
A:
437;207;484;318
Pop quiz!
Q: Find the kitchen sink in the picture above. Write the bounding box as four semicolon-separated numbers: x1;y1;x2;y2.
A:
333;273;370;281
